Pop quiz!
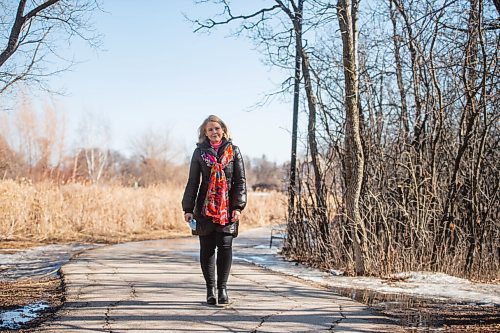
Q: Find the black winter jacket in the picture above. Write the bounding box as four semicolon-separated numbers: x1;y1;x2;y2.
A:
182;139;247;235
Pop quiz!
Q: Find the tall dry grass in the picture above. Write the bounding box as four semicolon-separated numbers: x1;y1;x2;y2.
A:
0;180;286;244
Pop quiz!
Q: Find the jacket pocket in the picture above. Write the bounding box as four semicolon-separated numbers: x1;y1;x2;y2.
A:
216;221;239;238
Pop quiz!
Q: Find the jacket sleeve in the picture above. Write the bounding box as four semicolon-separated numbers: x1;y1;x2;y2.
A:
230;145;247;211
182;148;201;213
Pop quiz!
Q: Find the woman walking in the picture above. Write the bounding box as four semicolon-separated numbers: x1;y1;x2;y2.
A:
182;115;247;305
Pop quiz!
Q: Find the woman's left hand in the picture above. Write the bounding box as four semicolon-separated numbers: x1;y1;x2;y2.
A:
232;210;241;221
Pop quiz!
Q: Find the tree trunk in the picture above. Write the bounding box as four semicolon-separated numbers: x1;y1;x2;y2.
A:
302;44;330;244
337;0;368;275
288;0;303;221
389;0;409;143
302;52;325;209
393;0;424;150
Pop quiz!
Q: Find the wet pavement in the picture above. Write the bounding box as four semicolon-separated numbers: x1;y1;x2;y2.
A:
0;244;97;281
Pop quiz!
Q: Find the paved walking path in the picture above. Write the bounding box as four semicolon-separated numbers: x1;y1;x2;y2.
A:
35;228;402;332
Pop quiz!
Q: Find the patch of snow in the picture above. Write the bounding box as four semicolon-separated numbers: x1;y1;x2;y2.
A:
329;269;344;276
279;268;500;306
391;271;470;284
234;227;500;307
253;244;280;250
0;301;49;329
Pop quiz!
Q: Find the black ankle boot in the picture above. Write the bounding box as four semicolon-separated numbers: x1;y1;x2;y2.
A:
218;288;228;304
206;287;216;305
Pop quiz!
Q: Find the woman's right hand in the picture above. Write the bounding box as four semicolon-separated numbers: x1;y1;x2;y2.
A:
184;213;194;223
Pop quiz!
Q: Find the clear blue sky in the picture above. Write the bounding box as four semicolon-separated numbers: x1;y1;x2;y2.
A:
42;1;294;163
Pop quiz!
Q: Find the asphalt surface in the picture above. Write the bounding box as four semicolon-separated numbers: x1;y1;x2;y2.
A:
34;228;403;332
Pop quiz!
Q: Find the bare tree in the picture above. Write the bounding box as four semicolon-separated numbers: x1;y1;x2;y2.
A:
0;0;100;97
76;111;110;183
193;0;330;236
337;0;368;275
0;95;67;180
388;0;409;143
129;127;177;186
248;155;283;188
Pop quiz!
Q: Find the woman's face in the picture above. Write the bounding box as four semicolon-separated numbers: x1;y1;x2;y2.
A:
205;121;224;144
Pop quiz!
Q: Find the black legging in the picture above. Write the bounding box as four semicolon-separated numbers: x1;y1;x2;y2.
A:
199;231;233;289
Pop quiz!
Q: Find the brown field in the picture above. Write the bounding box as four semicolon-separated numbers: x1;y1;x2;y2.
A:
0;180;286;245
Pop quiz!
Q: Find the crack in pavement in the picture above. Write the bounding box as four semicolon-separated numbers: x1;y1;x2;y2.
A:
92;260;139;333
233;272;300;304
328;304;346;331
102;281;137;332
233;271;302;332
104;299;120;333
250;314;272;333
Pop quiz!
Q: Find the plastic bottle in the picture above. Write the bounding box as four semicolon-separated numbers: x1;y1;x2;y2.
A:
189;219;197;231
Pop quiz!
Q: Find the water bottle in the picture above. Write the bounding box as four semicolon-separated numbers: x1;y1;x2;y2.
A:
189;219;197;231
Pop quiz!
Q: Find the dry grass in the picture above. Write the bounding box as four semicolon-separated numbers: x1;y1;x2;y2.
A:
0;276;64;331
0;180;286;244
0;277;62;309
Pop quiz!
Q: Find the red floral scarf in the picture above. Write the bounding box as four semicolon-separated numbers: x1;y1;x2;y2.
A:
201;144;234;225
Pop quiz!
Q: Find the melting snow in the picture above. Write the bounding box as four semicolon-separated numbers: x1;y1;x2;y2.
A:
0;301;49;329
235;227;500;307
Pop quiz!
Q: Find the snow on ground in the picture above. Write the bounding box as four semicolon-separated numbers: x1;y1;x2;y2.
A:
0;243;98;329
235;228;500;307
0;302;49;330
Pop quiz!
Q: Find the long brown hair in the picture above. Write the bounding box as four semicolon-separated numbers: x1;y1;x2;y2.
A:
197;115;231;143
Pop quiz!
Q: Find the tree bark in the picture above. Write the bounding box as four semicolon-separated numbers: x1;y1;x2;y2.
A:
389;0;409;143
337;0;368;275
302;51;324;209
287;0;303;221
301;44;330;244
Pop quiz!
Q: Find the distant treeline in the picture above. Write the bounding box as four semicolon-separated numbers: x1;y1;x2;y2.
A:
0;102;285;189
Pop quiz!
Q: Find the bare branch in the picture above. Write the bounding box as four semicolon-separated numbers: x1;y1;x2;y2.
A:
24;0;60;20
193;5;281;32
0;0;101;97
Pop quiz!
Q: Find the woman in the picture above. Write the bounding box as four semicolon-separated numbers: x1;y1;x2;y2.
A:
182;115;247;305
